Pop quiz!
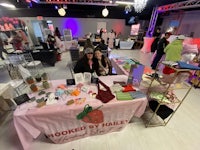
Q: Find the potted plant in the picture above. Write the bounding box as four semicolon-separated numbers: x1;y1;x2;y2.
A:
43;81;50;89
41;72;48;80
35;74;42;82
30;84;38;92
26;76;34;84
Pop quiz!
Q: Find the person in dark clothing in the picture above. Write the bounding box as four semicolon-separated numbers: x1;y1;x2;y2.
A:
96;39;109;57
74;48;95;73
99;28;103;38
47;34;56;50
54;27;61;39
83;38;94;50
151;28;161;53
151;32;171;70
96;39;108;50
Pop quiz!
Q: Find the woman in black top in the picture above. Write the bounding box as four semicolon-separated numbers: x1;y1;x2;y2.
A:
74;48;95;73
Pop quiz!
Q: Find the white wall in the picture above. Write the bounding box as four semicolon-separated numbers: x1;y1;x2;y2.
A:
45;17;131;38
20;17;132;44
161;10;200;37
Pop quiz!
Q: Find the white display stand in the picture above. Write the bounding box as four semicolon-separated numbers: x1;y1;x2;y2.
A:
63;29;72;41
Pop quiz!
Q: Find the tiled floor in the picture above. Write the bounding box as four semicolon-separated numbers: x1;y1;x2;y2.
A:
1;49;200;150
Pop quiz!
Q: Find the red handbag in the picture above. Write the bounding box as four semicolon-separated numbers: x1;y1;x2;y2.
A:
96;80;115;103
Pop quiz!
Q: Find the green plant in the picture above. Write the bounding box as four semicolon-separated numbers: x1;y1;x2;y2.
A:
35;74;42;82
30;84;38;92
41;72;48;80
43;81;50;89
26;76;34;84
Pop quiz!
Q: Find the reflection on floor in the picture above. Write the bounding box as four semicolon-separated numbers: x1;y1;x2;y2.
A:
1;49;200;150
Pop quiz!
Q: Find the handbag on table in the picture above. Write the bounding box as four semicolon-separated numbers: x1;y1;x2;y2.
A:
96;80;115;103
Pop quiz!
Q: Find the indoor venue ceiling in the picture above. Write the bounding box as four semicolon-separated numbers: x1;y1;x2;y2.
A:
0;0;191;19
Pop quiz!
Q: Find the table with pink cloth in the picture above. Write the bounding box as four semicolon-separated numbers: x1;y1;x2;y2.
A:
13;75;147;150
140;37;154;53
111;58;153;76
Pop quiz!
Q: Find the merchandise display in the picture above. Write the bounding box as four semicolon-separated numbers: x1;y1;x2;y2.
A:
13;75;148;150
145;61;194;127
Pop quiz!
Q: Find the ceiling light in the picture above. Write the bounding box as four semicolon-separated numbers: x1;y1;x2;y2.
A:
0;3;16;8
124;5;132;13
115;1;134;5
102;7;109;17
134;0;148;13
58;8;66;16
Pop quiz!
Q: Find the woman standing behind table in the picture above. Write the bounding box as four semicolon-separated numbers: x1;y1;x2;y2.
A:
74;48;95;73
83;38;94;50
93;47;112;76
54;27;61;39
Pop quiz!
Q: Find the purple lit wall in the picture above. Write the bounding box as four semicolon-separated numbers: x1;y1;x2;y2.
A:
61;18;82;37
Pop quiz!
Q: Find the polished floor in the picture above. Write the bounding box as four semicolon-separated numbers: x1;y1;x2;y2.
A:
1;49;200;150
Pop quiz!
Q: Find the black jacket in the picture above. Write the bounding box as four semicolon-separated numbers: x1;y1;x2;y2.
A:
73;56;95;73
156;37;169;55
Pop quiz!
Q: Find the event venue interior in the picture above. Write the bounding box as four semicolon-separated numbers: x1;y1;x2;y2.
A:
0;0;200;150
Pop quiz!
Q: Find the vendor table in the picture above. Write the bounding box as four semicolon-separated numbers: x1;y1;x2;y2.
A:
120;41;134;49
13;75;147;150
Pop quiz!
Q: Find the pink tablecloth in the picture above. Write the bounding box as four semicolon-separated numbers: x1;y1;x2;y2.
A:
140;37;154;53
13;75;147;150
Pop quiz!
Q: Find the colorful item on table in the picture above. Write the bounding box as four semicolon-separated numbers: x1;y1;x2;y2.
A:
129;91;146;99
36;97;45;103
66;99;74;105
88;90;93;94
81;86;89;93
123;84;136;92
76;83;84;89
116;92;132;100
110;83;124;93
57;84;67;90
46;93;57;105
71;89;80;96
74;98;86;105
55;89;65;96
46;92;52;97
89;93;97;98
64;90;71;95
37;101;46;108
38;90;46;96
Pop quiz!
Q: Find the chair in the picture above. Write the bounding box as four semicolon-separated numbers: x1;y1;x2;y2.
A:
67;61;77;78
7;64;31;96
7;54;25;66
22;53;43;75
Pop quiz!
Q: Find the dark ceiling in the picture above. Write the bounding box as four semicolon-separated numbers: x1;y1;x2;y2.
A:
0;0;189;19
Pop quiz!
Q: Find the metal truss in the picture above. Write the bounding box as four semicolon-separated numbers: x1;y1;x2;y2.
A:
157;0;200;12
30;0;117;6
